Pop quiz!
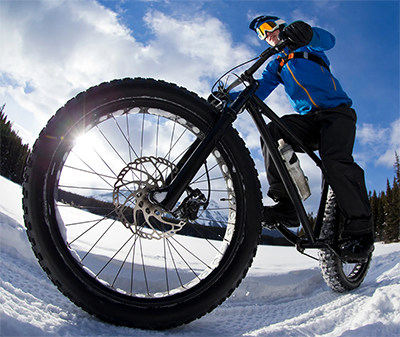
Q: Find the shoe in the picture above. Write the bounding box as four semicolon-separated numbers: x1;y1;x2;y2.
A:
263;198;300;228
340;234;374;262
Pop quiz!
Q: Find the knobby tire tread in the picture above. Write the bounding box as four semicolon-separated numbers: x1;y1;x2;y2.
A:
318;189;371;293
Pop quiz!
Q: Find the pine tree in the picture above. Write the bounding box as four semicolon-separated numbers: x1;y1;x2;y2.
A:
393;152;400;241
369;153;400;243
382;180;391;242
371;190;385;241
383;177;400;243
0;105;31;184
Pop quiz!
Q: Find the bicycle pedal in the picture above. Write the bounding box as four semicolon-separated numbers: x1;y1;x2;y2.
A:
341;255;369;264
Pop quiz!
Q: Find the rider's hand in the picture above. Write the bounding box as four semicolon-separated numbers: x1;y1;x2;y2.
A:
279;21;313;50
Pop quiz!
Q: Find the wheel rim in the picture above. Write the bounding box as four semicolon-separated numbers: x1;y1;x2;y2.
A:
46;99;244;301
340;257;370;283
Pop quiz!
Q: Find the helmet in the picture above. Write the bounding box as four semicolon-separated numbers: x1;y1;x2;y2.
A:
249;15;287;40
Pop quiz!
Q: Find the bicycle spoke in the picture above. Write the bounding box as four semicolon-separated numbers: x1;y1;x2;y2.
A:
95;233;135;278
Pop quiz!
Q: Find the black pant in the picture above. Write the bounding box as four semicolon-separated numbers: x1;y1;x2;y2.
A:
262;105;373;235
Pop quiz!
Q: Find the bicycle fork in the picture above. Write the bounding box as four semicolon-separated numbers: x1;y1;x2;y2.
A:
149;92;252;211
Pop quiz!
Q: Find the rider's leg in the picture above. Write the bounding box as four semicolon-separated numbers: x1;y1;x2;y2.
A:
318;105;374;260
262;106;373;258
318;105;373;236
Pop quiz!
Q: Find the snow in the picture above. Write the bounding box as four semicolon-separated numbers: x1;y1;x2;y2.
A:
1;175;399;336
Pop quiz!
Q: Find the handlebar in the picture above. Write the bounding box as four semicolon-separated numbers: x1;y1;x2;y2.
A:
245;39;290;77
212;39;290;102
222;39;290;94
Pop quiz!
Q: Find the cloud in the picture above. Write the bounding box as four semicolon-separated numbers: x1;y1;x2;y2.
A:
142;10;253;94
1;0;141;138
312;0;340;8
289;9;319;27
0;0;253;145
355;119;400;168
0;0;328;213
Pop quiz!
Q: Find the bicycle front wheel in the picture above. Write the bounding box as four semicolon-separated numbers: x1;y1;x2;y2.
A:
23;78;263;329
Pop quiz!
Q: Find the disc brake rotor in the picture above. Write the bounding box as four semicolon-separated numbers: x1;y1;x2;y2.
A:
112;156;184;240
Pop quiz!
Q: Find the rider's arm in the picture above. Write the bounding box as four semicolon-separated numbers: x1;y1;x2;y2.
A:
228;27;334;103
229;61;282;101
254;59;282;102
255;27;335;101
229;60;281;103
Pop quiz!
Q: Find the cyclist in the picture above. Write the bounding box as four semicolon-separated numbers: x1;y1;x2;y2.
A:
248;16;374;261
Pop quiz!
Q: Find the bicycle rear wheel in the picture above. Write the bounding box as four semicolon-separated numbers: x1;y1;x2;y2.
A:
318;188;372;292
23;78;262;329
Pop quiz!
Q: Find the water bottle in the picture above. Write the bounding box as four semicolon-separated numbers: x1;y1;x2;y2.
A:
278;139;311;201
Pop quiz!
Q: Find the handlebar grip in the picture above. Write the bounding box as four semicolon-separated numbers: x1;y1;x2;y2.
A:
277;31;289;43
273;38;290;52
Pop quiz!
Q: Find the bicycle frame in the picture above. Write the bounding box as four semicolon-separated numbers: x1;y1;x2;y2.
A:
22;38;371;328
246;94;331;250
151;41;335;253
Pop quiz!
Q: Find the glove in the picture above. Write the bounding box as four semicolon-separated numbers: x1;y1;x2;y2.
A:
279;21;313;50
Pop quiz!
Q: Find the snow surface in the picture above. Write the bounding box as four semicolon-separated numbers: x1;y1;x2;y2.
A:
1;175;399;336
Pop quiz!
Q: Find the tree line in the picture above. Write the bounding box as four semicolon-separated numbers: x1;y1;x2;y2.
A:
1;107;399;243
0;105;31;184
369;153;400;243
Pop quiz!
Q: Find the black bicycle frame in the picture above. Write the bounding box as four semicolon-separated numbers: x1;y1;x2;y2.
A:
246;94;330;249
151;42;333;251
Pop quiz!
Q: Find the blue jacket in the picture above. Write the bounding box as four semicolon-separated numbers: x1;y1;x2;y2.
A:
255;27;352;114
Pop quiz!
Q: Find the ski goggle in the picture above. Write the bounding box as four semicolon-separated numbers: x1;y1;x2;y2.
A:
256;19;286;40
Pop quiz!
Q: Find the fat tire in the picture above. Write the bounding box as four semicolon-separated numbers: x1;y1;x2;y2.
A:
22;78;262;329
318;188;371;292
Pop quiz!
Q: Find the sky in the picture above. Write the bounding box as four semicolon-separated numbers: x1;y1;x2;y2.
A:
1;0;399;207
